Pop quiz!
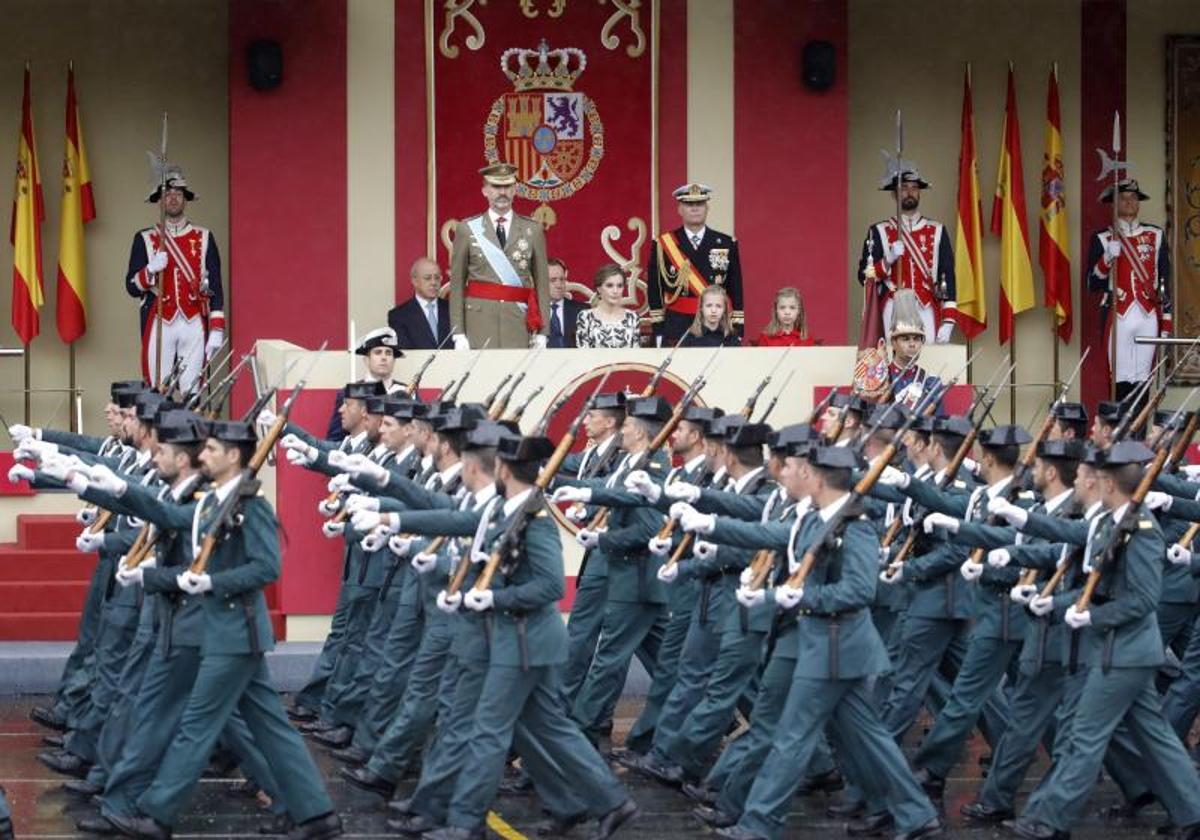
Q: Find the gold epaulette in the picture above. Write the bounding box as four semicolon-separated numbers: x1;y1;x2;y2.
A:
953;480;967;489
1138;519;1153;529
1019;490;1037;501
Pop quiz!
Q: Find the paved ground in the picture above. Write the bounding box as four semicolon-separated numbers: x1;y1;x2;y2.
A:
0;694;1182;838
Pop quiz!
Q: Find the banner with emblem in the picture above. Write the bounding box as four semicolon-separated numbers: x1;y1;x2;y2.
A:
429;1;675;320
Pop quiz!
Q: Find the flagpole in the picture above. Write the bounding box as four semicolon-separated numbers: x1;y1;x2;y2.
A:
23;345;31;424
1010;326;1018;423
1051;62;1061;396
68;344;77;432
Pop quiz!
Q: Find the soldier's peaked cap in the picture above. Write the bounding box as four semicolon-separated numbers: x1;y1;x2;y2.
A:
365;395;390;415
206;419;258;444
868;403;909;431
466;421;519;450
681;406;725;434
627;396;673;423
830;392;870;414
344;381;386;401
811;445;866;470
480;162;518;187
496;434;555;463
709;414;746;439
390;399;427;420
434;403;488;433
673;183;713;203
1155;409;1190;428
769;423;818;453
1096;400;1124;424
133;392;170;422
1037;439;1086;461
157;411;207;445
1051;402;1088;424
932;415;973;438
726;422;771;448
110;380;148;400
356;327;402;357
978;424;1031;449
1090;440;1153;468
592;392;627;412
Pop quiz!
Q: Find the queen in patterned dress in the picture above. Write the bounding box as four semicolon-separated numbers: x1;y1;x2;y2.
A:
575;263;642;349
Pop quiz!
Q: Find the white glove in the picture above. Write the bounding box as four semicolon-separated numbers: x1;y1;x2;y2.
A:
14;438;51;462
774;585;804;609
986;497;1027;528
960;560;984;581
285;448;312;467
345;493;380;514
679;508;716;535
1029;595;1055;616
351;510;384;533
1010;584;1038;604
38;454;73;482
551;486;592;504
663;481;701;504
344;455;389;487
693;540;718;560
923;512;959;534
1143;491;1173;512
88;464;128;497
76;506;97;526
1064;605;1092;629
317;497;341;516
177;571;213;594
76;530;105;552
389;535;414;557
437;590;462;613
142;556;157;570
885;240;905;265
464;588;494;611
881;564;903;584
360;528;389;552
576;528;604;549
739;566;757;586
256;407;277;429
8;423;34;443
565;504;590;523
623;470;661;504
115;565;144;588
988;548;1011;568
1104;240;1121;261
1167;544;1192;566
205;330;224;361
453;334;471;351
470;550;490;565
326;474;351;495
935;321;954;344
322;520;345;539
147;250;169;273
737;586;766;608
283;439;318;467
647;536;671;557
878;466;910;488
657;562;680;583
7;463;34;484
530;334;548;350
411;552;438;574
1182;464;1200;480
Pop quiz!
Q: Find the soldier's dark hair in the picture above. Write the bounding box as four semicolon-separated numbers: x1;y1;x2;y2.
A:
1041;456;1079;488
931;432;965;459
1104;462;1143;496
987;444;1021;469
463;447;497;477
869;427;897;447
215;439;255;468
813;464;853;492
1053;417;1086;439
728;445;764;469
438;429;468;458
593;407;625;426
165;441;203;469
633;417;664;442
506;459;540;485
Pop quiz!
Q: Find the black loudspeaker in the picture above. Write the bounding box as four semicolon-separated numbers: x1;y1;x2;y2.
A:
801;40;836;92
247;40;283;91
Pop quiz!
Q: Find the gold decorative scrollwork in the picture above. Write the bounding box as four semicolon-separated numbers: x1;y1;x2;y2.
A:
439;0;487;60
520;0;567;18
600;217;648;310
599;0;645;58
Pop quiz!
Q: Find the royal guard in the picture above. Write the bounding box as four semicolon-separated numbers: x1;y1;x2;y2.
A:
857;164;956;344
888;289;939;410
123;169;223;393
645;183;743;344
448;163;551;350
1086;178;1172;401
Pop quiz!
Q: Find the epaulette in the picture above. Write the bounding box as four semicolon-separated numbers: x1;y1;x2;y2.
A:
1018;490;1037;501
953;480;967;490
1138;518;1154;530
534;510;549;519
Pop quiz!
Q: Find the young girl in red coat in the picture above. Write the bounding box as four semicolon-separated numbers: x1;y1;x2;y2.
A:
754;287;814;346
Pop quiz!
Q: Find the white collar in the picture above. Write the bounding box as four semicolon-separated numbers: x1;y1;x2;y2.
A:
415;293;438;307
345;430;368;450
503;487;535;518
986;475;1014;499
212;473;242;504
1110;502;1130;524
369;443;389;460
163;218;192;236
420;453;434;470
1084;500;1105;520
1116;218;1142;236
170;473;202;501
914;463;933;479
1044;488;1073;515
394;443;415;463
437;461;463;486
897;213;924;231
684;452;707;473
488;208;511;228
818;492;852;522
472;482;498;507
711;466;727;486
683;225;707;242
732;465;765;494
933;467;947;483
593;434;617;458
135;448;153;469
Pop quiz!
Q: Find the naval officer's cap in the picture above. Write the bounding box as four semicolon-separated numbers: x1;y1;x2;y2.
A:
673;183;713;204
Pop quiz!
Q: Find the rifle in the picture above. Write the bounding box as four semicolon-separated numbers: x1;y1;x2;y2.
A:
755;370;795;425
444;368;613;597
1109;354;1172;443
408;332;454;396
643;332;688;396
444;340;490;404
781;380;950;592
489;350;541;420
883;358;1014;576
505;359;568;427
191;352;253;414
190;344;326;575
740;347;792;419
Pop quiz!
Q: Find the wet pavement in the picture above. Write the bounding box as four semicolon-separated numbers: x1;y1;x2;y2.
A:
0;693;1182;838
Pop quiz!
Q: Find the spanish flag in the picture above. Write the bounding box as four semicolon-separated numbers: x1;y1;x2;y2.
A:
55;64;95;344
990;65;1036;346
953;65;987;339
1038;64;1071;342
10;64;45;346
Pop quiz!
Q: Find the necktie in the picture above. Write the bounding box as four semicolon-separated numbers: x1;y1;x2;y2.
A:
690;233;701;249
496;217;507;248
425;300;438;339
550;302;564;347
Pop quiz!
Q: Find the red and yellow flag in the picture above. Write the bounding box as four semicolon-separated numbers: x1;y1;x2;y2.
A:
1038;65;1071;342
953;65;987;339
55;64;96;344
990;65;1036;345
10;65;45;345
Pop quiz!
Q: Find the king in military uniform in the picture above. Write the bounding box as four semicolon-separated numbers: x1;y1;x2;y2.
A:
645;183;744;344
448;163;551;350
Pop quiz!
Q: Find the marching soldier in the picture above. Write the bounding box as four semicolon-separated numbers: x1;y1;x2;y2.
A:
1087;179;1172;401
645;183;744;344
448;163;551;350
857;165;956;345
124;170;223;392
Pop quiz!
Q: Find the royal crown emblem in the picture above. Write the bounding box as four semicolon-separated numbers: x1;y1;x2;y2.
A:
484;40;604;228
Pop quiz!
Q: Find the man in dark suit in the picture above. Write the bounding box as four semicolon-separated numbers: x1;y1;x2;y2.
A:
547;258;587;348
387;257;452;351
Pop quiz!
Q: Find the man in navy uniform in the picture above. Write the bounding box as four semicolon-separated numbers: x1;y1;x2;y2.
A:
388;257;453;351
645;183;743;344
326;328;406;441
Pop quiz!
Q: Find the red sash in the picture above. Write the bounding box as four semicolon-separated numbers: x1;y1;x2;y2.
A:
465;280;543;333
